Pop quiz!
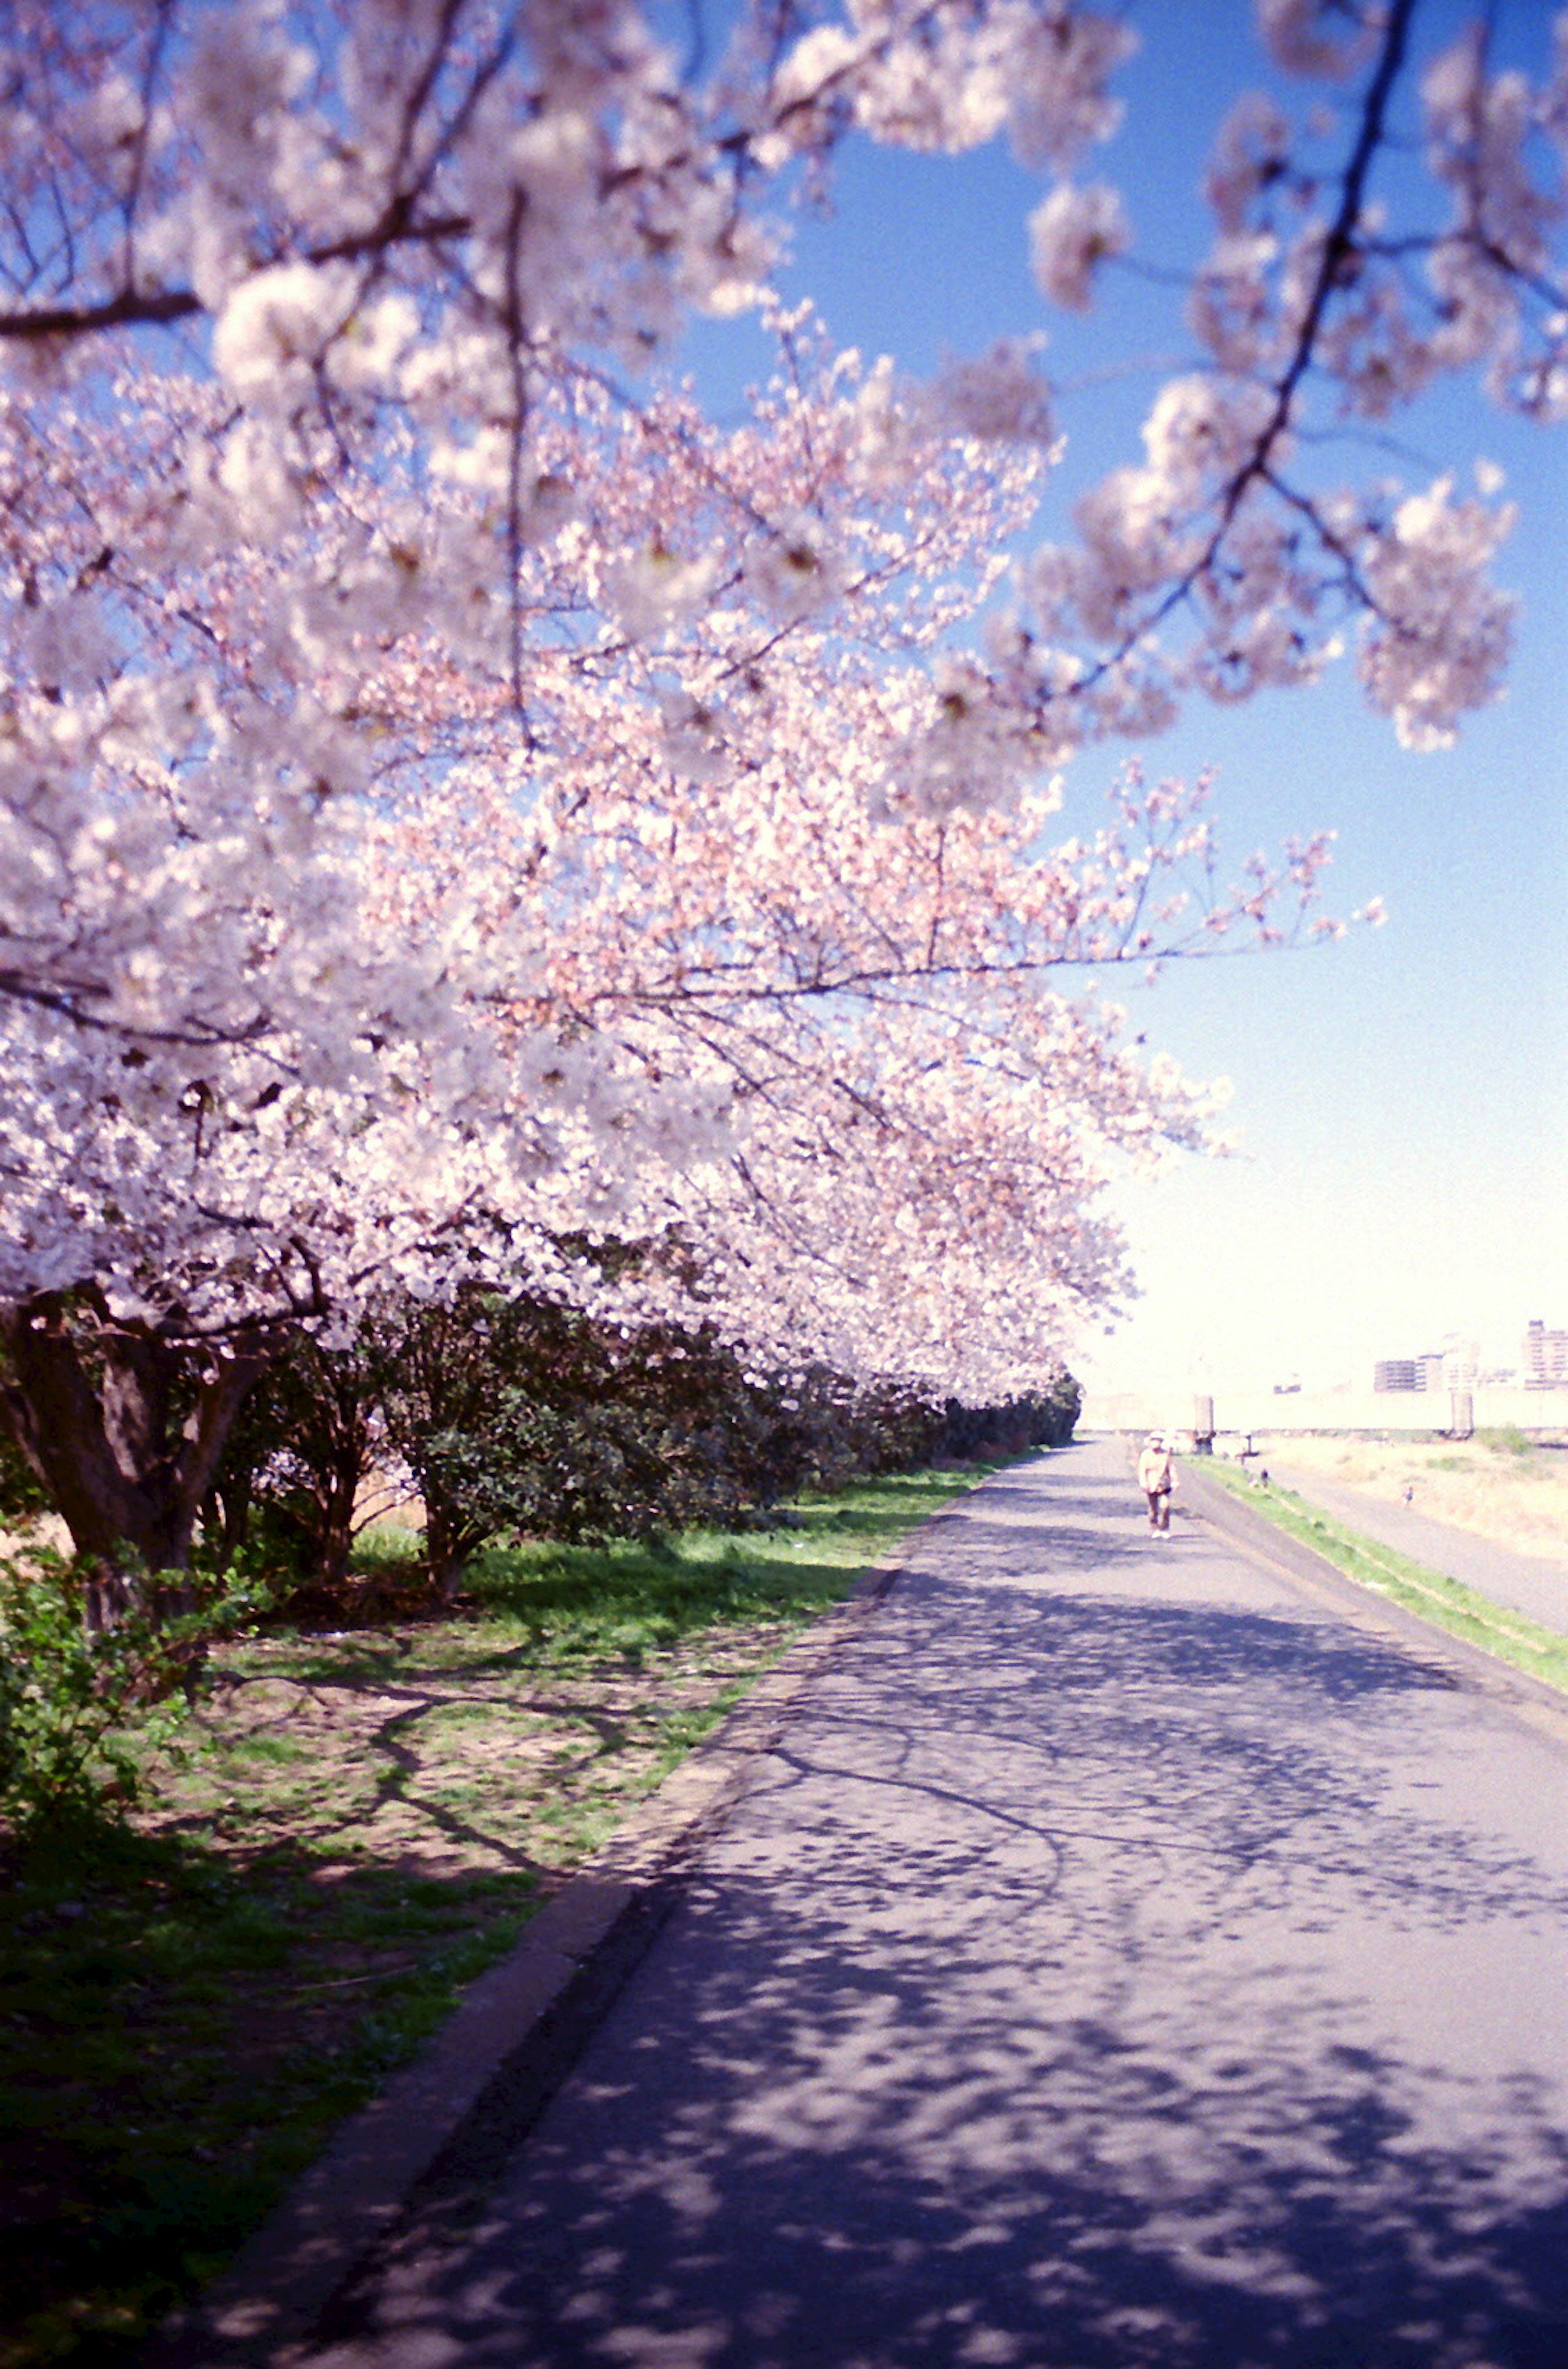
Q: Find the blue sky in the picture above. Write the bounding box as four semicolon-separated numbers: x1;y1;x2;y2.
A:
685;0;1568;1395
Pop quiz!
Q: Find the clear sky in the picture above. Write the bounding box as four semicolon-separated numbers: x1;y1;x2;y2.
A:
685;0;1568;1399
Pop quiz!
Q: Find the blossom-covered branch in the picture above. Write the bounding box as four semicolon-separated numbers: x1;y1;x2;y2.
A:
2;329;1335;1397
3;0;1554;1566
2;1;1559;767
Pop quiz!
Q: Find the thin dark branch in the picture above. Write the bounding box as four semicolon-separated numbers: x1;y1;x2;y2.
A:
0;211;471;343
501;189;532;723
118;0;176;292
0;968;279;1048
1218;0;1419;523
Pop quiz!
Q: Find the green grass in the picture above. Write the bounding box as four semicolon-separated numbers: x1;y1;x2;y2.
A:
461;1467;977;1638
1477;1424;1534;1456
0;1460;1002;2368
0;1822;538;2369
1204;1463;1568;1696
349;1520;425;1565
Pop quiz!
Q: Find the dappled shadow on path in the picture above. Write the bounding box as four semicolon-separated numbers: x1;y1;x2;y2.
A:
343;2000;1568;2368
310;1471;1568;2369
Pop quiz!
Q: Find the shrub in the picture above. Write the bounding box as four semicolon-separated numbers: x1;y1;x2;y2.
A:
202;1333;382;1585
198;1269;1084;1608
381;1294;783;1586
0;1550;269;1831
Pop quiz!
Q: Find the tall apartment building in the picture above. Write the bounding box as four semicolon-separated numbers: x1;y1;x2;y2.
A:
1523;1319;1568;1388
1374;1355;1446;1392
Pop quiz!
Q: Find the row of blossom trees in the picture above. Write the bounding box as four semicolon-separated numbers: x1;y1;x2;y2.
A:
1;0;1562;1585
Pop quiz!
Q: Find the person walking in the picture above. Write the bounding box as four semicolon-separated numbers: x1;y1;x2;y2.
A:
1138;1434;1175;1531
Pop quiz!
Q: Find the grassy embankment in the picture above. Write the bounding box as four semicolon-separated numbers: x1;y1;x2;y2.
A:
0;1464;996;2369
1203;1460;1568;1697
1245;1428;1568;1562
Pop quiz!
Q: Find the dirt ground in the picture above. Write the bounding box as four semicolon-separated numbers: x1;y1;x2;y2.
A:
143;1618;798;1881
1247;1433;1568;1563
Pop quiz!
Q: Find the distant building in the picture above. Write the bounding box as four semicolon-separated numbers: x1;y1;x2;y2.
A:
1523;1319;1568;1388
1374;1354;1445;1393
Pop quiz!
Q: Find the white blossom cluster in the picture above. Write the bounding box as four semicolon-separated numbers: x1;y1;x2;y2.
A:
0;0;1560;1422
0;310;1335;1409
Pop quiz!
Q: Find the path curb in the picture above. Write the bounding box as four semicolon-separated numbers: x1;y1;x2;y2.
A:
142;1544;913;2368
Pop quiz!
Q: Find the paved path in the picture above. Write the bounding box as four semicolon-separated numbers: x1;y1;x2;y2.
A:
1263;1466;1568;1637
303;1441;1568;2369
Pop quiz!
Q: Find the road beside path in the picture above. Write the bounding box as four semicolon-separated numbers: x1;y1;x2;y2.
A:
1263;1464;1568;1637
289;1436;1568;2369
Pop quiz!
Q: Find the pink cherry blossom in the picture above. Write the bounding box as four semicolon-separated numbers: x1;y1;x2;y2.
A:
0;0;1559;1549
1028;181;1132;310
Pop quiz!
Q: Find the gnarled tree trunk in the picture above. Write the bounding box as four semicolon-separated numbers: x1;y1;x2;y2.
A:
0;1290;270;1628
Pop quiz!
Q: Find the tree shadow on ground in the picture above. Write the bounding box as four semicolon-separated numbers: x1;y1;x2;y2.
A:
315;1563;1568;2369
0;1820;537;2362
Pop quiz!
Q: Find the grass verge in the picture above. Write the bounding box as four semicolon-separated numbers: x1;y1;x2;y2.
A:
0;1464;994;2369
1203;1463;1568;1696
1243;1429;1568;1564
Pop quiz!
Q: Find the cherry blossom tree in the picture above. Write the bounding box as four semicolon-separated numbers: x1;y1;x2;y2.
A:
1;0;1559;1581
2;0;1559;781
2;316;1335;1587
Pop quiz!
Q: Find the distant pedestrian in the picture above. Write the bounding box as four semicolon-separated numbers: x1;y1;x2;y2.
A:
1138;1435;1174;1531
1403;1484;1414;1507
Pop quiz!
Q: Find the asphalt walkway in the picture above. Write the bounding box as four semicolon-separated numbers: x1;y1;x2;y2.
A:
1262;1464;1568;1636
299;1440;1568;2369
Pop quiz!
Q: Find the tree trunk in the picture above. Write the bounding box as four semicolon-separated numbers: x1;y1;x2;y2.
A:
0;1292;271;1627
419;1487;488;1603
313;1361;375;1587
202;1465;258;1577
314;1461;362;1589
